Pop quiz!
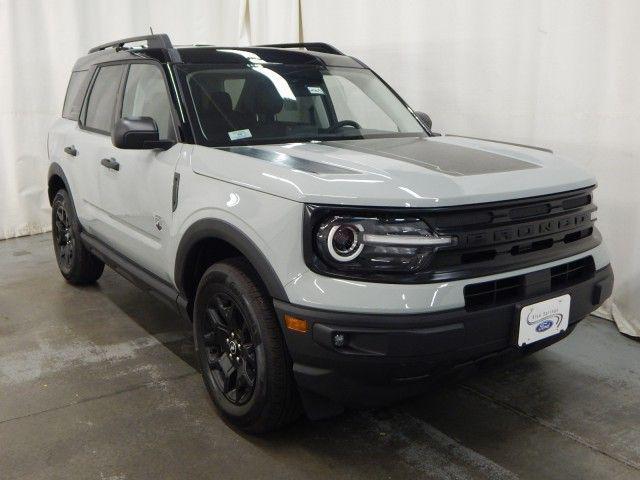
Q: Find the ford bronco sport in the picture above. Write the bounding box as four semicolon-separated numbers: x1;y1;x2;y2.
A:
48;34;613;432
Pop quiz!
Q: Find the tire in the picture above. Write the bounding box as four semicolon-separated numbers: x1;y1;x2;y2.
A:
193;258;301;433
51;189;104;285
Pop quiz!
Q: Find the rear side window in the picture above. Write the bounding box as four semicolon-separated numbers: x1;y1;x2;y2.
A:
83;65;125;134
62;70;89;121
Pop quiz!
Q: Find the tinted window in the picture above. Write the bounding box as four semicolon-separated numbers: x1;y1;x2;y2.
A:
122;64;175;140
84;65;124;134
62;70;89;121
177;64;424;146
223;78;245;108
324;75;397;131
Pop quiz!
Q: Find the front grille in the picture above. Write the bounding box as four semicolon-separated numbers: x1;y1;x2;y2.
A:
464;256;595;310
550;256;596;289
427;186;599;279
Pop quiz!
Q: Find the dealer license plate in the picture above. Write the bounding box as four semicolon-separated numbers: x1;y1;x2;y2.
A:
517;294;570;347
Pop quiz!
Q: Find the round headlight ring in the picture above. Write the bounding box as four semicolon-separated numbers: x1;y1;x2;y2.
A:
327;223;364;262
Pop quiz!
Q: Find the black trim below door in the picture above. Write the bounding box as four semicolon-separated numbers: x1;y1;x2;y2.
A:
80;232;189;321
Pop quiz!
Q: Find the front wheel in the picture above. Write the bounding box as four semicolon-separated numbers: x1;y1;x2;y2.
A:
193;258;300;433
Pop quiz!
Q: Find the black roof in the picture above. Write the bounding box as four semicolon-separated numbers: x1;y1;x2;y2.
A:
73;34;364;71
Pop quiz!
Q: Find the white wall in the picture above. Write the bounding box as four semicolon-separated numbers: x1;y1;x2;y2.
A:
301;0;640;334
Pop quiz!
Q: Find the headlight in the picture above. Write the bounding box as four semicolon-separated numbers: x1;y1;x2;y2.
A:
326;222;365;262
312;214;455;275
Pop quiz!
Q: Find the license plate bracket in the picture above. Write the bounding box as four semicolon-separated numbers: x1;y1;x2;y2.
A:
516;294;571;347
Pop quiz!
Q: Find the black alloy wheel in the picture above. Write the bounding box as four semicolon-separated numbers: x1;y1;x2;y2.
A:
203;292;257;405
54;203;75;273
193;258;301;433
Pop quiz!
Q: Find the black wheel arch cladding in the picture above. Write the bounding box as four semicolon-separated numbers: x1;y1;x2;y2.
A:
48;163;74;207
48;163;84;236
175;218;289;304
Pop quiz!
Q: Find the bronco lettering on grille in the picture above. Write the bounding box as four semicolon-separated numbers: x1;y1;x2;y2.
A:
459;213;590;247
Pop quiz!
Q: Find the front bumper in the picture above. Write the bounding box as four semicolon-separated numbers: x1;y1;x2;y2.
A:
275;264;613;408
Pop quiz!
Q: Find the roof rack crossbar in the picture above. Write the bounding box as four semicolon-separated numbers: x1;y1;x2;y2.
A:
257;42;344;56
88;34;173;53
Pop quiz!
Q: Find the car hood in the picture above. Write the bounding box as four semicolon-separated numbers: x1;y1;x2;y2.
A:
192;135;596;207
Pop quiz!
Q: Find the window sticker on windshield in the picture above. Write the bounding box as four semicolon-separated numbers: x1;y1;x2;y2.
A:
228;129;252;141
307;86;324;95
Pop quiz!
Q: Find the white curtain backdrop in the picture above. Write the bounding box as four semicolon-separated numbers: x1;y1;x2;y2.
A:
1;0;637;336
0;0;299;240
248;0;300;44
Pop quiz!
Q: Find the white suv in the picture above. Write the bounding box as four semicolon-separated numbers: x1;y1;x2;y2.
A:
48;34;613;432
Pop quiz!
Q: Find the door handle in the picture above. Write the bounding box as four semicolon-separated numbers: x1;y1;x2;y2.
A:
100;157;120;171
64;145;78;156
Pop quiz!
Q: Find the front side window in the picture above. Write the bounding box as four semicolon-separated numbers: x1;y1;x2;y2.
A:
83;65;125;134
176;63;425;146
121;64;175;141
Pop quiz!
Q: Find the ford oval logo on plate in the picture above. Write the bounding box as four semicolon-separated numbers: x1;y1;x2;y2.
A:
518;295;570;347
535;319;554;333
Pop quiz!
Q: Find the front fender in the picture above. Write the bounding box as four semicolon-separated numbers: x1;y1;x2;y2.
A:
174;217;289;302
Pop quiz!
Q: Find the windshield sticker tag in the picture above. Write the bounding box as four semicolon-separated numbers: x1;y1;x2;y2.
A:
228;129;252;141
307;86;324;95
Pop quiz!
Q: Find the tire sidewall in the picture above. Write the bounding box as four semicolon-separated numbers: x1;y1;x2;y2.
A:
193;265;272;424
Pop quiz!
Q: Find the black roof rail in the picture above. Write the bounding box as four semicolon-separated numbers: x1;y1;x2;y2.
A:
257;42;344;56
88;33;173;53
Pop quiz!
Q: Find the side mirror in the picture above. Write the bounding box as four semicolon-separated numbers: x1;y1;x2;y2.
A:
415;111;432;131
112;117;174;150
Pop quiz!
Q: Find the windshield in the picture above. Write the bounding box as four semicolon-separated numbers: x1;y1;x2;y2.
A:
175;63;426;146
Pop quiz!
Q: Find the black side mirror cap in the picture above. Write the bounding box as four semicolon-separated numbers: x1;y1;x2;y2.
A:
415;111;433;131
112;117;174;150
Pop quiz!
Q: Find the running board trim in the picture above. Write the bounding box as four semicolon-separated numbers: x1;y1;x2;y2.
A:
80;232;190;321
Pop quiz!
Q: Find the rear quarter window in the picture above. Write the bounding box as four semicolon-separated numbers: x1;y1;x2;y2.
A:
62;70;89;121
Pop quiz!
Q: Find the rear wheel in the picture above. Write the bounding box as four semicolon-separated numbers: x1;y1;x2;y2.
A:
52;189;104;284
193;258;300;433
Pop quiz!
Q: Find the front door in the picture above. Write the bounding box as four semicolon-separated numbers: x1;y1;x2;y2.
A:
96;63;182;280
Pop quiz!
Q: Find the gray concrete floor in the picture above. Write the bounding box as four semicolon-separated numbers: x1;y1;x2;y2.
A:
1;233;639;480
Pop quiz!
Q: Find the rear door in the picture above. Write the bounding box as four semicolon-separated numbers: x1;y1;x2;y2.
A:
49;68;91;215
96;62;183;280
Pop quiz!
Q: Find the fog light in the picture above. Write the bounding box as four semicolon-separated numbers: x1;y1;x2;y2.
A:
332;332;347;348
